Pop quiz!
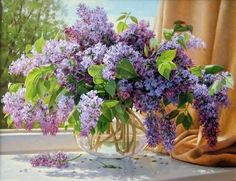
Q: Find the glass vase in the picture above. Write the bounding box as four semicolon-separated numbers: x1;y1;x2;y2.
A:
76;109;147;158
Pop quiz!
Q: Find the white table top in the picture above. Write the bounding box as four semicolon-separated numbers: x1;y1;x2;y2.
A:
0;152;235;181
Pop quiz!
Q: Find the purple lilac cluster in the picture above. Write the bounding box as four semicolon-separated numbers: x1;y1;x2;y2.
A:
144;113;176;151
159;118;176;151
192;72;230;146
102;43;145;80
158;33;206;54
2;4;232;152
192;84;219;146
36;95;74;135
119;20;155;52
144;113;161;147
9;40;79;87
2;88;36;130
118;79;133;100
2;88;74;135
30;152;69;168
43;40;79;86
80;43;108;70
78;90;103;136
56;95;75;123
9;54;48;76
65;4;115;48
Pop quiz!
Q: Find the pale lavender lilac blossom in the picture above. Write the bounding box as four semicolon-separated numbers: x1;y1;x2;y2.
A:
78;90;103;136
80;43;107;70
30;152;69;168
102;43;143;80
1;88;36;130
65;4;115;48
56;95;75;122
119;20;154;52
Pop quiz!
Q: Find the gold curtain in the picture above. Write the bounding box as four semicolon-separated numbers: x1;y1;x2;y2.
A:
154;0;236;166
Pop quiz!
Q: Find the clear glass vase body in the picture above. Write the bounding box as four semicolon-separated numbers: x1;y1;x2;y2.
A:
76;109;147;158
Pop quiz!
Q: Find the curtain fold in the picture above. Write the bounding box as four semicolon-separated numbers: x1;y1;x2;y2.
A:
154;0;236;166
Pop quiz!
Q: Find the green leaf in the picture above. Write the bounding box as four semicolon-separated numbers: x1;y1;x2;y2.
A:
163;29;174;40
176;113;185;125
204;65;224;74
149;38;159;50
37;79;47;97
144;44;148;57
190;66;203;77
6;116;13;127
74;123;81;133
178;92;193;108
103;100;119;108
158;63;171;80
156;50;177;80
209;74;234;95
117;111;129;123
8;83;23;92
124;98;132;108
209;79;224;96
48;87;63;109
117;21;128;33
34;34;46;53
163;97;171;106
104;80;116;96
88;65;105;84
116;15;126;21
174;24;193;33
25;65;54;102
182;112;192;130
94;84;105;94
44;79;51;90
176;112;192;129
96;115;110;133
116;59;138;79
101;106;114;121
67;108;80;132
157;49;177;65
77;80;89;96
88;65;104;76
173;20;185;25
114;103;129;123
167;110;180;119
130;16;138;24
176;34;190;49
25;44;32;54
169;62;177;69
115;104;129;123
225;74;234;88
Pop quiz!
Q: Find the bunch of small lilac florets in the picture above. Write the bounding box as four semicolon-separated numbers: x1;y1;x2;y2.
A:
2;4;233;152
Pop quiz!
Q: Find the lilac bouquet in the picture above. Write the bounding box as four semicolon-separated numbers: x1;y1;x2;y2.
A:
2;4;234;155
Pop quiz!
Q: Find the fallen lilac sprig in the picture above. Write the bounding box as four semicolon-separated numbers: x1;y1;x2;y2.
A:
30;152;82;168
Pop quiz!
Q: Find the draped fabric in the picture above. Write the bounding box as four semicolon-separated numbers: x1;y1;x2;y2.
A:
154;0;236;166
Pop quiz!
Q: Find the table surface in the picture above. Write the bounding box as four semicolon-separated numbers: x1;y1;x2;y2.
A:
0;152;235;181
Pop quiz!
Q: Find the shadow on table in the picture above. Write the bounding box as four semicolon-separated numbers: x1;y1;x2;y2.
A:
12;154;163;180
